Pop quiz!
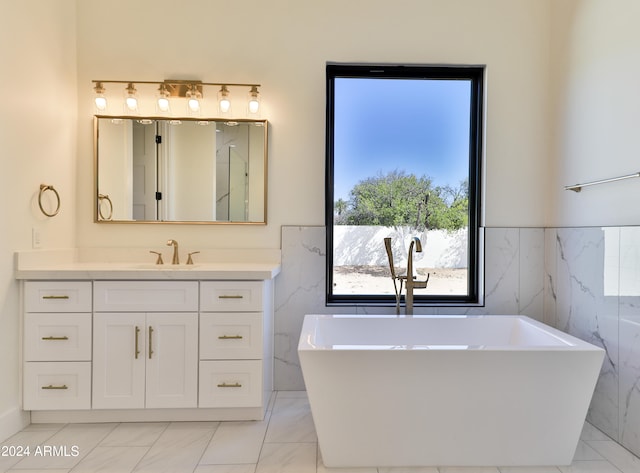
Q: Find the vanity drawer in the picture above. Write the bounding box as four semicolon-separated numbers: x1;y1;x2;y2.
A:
25;282;92;313
23;362;91;410
200;313;262;360
24;313;92;361
94;281;198;312
199;360;262;408
200;281;263;312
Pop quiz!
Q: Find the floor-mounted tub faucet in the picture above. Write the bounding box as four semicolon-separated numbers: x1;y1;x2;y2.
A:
167;239;179;264
405;237;429;315
384;237;430;315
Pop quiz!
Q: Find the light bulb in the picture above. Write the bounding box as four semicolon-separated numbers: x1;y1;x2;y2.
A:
218;85;231;114
95;95;107;111
126;96;138;110
188;96;200;112
247;86;260;115
158;97;170;112
186;85;201;114
157;85;170;113
124;83;138;112
94;82;107;111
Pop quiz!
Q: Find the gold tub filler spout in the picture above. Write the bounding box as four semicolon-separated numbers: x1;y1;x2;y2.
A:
384;237;430;315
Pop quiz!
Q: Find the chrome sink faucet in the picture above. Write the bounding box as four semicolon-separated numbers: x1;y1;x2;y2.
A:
167;239;179;264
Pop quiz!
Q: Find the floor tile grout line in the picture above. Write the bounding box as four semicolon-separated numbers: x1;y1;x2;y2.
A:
189;422;219;473
585;437;640;462
62;421;121;472
137;420;218;473
111;421;171;473
252;391;278;473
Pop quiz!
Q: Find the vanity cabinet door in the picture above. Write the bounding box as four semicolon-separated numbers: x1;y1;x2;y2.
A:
93;313;146;409
145;312;198;409
92;312;198;409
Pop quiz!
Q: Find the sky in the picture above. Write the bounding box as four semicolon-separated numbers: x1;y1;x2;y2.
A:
333;77;472;201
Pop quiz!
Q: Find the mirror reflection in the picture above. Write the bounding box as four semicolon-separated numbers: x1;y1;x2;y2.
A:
95;116;267;223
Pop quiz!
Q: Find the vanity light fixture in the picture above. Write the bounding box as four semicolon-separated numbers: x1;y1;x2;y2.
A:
91;79;262;117
248;85;260;114
218;85;231;113
157;84;171;113
94;82;107;111
186;84;202;114
124;83;138;112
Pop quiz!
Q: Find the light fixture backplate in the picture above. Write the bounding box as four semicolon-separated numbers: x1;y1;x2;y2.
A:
164;80;204;98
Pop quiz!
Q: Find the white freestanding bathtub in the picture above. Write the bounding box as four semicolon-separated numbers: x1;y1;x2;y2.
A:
298;314;604;467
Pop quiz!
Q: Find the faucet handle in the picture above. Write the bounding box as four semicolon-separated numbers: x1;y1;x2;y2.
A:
149;251;164;265
413;273;430;289
186;251;200;265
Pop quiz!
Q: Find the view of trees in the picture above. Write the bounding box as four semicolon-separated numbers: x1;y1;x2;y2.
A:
334;170;468;231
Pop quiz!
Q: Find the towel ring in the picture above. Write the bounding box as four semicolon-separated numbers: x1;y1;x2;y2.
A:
38;184;60;217
98;193;113;220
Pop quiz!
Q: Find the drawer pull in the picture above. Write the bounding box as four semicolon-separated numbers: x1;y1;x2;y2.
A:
218;295;244;299
42;295;70;300
217;382;242;388
41;336;69;341
218;335;243;340
41;384;68;390
148;326;154;359
135;326;141;359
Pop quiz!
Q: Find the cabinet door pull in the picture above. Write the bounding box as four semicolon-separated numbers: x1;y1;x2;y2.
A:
42;384;68;390
135;326;141;359
217;382;242;388
218;295;243;299
218;334;243;340
42;295;70;300
148;326;154;359
41;336;69;341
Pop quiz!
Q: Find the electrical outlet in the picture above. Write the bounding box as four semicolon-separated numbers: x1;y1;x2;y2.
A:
32;227;41;249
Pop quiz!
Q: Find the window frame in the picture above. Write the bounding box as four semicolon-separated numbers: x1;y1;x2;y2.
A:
325;63;484;307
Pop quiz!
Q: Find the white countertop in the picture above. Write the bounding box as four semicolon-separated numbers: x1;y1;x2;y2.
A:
15;248;281;280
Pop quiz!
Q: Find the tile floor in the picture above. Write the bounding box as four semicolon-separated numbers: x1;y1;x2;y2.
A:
1;391;640;473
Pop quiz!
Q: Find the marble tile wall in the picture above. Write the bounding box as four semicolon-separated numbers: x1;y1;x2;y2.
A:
546;226;640;458
275;225;640;458
274;226;546;389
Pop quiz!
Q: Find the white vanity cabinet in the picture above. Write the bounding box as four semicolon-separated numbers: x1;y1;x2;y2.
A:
17;256;278;423
23;281;92;411
92;282;198;409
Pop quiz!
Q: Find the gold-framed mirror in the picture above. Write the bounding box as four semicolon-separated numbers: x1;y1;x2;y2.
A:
94;116;267;224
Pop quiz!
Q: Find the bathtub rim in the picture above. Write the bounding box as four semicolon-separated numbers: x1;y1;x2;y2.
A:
298;314;605;352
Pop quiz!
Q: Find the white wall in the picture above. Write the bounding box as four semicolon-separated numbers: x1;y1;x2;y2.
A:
549;0;640;226
0;0;77;438
75;0;553;252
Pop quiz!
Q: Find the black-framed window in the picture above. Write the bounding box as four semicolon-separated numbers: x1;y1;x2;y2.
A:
326;64;484;306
